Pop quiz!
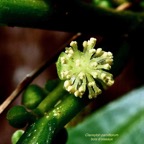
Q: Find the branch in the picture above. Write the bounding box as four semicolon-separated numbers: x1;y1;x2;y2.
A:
0;0;144;35
0;32;81;114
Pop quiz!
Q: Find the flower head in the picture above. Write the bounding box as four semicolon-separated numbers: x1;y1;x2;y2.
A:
56;38;114;99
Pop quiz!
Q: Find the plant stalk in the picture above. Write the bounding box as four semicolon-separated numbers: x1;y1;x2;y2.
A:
0;0;144;35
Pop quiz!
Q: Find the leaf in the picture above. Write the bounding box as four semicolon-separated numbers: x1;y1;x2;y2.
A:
67;85;144;144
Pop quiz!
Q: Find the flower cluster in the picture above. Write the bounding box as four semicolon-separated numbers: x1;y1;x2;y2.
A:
56;38;114;99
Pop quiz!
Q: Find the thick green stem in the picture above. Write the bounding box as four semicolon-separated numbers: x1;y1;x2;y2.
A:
50;93;91;131
0;0;144;35
0;0;53;27
17;91;91;144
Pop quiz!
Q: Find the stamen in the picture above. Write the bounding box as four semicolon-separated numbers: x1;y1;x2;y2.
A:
61;57;66;64
90;62;98;67
56;37;114;99
75;59;81;67
78;72;85;79
64;80;71;88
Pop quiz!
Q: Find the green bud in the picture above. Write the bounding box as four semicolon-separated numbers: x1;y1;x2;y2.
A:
22;84;47;109
11;130;24;144
6;105;31;128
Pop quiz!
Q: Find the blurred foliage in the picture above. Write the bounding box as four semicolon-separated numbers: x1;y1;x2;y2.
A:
67;85;144;144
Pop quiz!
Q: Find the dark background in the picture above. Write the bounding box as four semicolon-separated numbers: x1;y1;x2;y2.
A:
0;26;142;144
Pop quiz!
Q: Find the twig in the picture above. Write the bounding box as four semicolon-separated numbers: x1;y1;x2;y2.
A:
116;2;133;11
0;32;81;114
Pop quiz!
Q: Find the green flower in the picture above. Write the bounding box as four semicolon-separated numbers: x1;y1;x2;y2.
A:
56;38;114;99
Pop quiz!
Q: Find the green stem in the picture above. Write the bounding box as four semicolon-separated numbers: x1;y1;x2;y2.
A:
0;0;144;35
0;0;53;27
17;90;92;144
47;93;91;131
33;81;68;116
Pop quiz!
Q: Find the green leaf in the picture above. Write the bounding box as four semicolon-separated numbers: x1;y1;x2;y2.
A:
67;85;144;144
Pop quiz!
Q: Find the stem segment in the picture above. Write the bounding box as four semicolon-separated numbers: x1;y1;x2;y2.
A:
0;0;144;35
33;81;68;116
17;91;92;144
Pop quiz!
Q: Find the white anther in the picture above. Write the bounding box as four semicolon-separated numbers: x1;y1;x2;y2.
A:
78;72;85;79
60;71;69;79
67;86;75;93
106;58;113;64
74;91;80;97
66;74;71;79
101;73;106;79
91;72;98;78
88;38;96;46
107;79;114;86
65;47;74;54
107;52;112;57
98;89;102;94
79;94;83;98
67;53;73;58
88;94;93;99
64;80;71;88
102;52;108;57
75;59;81;67
61;57;66;64
70;41;77;47
83;41;88;48
64;70;69;75
69;49;74;54
88;81;95;87
65;47;71;54
89;49;96;54
90;37;97;43
96;48;103;55
103;64;111;69
90;62;98;67
60;72;65;79
78;86;85;93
